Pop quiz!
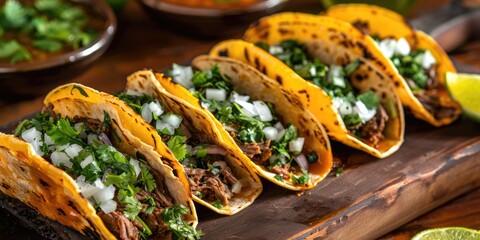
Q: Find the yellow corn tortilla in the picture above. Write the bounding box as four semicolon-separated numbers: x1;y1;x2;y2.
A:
0;84;198;239
123;70;263;215
156;55;333;191
324;4;461;126
209;13;404;158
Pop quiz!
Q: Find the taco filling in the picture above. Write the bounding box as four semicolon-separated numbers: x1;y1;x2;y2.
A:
118;92;240;209
167;64;315;185
255;39;388;146
14;113;202;240
353;21;457;119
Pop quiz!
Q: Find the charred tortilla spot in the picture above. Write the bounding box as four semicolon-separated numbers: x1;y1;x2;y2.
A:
244;48;250;62
276;75;283;85
355;74;365;82
375;71;384;80
1;183;10;190
259;30;269;40
381;92;387;99
18;166;26;172
356;42;374;59
254;57;260;68
230;65;239;73
57;208;67;216
394;81;400;87
334;121;339;126
260;66;267;75
312;33;318;39
218;49;229;57
39;179;49;187
278;28;292;35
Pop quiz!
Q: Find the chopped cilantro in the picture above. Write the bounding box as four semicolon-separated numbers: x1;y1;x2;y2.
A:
306;152;318;163
212;199;223;209
391;50;430;90
291;169;309;185
191;65;233;92
357;91;379;110
335;167;344;177
274;174;284;182
117;92;155;114
163;204;204;240
47;118;84;146
118;193;142;220
167;135;188;161
208;164;221;175
70;85;89;97
138;167;157;193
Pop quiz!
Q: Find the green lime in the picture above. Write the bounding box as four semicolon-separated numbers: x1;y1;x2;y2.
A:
412;227;480;240
445;72;480;123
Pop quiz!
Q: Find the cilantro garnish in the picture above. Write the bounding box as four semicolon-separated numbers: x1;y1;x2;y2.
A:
357;91;379;110
163;204;204;240
212;199;223;209
391;50;430;90
274;174;284;182
335;167;344;177
291;170;309;185
167;135;188;161
117;92;156;114
47;118;84;146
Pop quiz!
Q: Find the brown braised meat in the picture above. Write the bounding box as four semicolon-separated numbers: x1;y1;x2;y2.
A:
349;105;389;147
185;166;238;205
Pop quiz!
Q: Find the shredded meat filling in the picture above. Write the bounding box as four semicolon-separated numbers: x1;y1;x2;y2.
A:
99;211;140;240
185;166;238;205
349;105;389;147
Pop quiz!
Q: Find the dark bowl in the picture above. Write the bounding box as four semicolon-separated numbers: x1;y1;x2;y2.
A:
137;0;289;38
0;0;117;102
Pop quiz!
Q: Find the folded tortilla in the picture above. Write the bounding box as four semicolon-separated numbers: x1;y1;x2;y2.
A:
324;4;461;126
209;13;404;158
155;55;333;191
119;70;263;215
0;84;198;239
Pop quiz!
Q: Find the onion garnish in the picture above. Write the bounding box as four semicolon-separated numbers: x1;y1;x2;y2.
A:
293;154;309;171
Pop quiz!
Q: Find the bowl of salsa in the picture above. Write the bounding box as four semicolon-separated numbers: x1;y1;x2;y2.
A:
0;0;116;101
138;0;288;38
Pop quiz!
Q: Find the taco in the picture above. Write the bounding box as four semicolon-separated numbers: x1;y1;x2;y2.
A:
209;13;404;158
155;55;333;191
114;70;263;215
0;84;201;239
324;4;461;126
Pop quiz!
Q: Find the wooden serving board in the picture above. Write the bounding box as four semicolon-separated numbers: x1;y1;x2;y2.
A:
0;115;479;239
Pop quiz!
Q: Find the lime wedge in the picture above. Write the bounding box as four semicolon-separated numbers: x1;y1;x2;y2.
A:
445;72;480;123
412;227;480;240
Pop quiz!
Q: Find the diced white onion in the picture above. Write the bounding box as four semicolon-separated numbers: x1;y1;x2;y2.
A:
289;137;305;153
213;161;227;170
65;144;83;159
21;127;41;142
80;155;94;169
275;129;286;141
309;65;317;76
223;125;238;133
379;38;397;58
229;91;249;102
274;122;284;131
125;89;142;96
28;138;44;156
421;50;436;69
161;114;182;129
269;46;283;55
129;158;141;177
395;38;411;56
93;184;116;203
328;65;345;88
293;154;309;171
231;181;243;194
51;151;72;168
100;199;117;214
141;103;153;123
94;179;106;189
333;98;354;116
170;64;194;89
253;101;273;121
201;101;211;111
56;144;70;151
80;183;102;198
44;133;54;145
354;101;377;122
263;126;278;140
269;154;286;165
156;121;174;135
206;88;227;101
75;175;86;188
235;100;257;117
148;101;164;117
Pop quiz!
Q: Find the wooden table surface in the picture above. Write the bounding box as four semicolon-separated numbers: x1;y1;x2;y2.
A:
0;0;478;239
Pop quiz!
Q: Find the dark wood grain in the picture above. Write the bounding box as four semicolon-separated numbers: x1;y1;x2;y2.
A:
0;0;479;239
